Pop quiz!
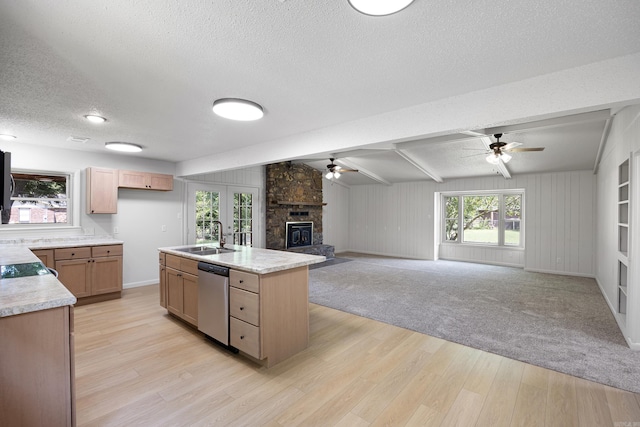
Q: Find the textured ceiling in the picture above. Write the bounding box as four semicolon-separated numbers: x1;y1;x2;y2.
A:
1;1;640;184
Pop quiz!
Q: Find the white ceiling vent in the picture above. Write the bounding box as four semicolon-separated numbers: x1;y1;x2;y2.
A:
67;136;90;143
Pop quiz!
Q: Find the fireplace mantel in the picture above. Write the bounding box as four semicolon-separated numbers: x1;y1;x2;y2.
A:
274;201;327;206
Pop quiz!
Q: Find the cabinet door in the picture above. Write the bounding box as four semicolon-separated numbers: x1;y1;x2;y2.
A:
149;174;173;191
32;249;55;269
182;273;198;326
92;256;123;295
86;167;118;214
159;265;167;308
166;268;184;318
56;259;92;298
118;170;148;189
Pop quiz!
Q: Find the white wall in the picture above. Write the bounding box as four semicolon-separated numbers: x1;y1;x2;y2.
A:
596;104;640;346
322;180;350;252
332;170;595;277
0;143;183;288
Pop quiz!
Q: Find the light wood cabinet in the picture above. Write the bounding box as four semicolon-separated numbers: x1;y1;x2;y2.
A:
55;244;123;304
164;254;198;326
159;251;310;367
32;248;55;268
86;167;118;214
119;169;173;191
0;306;75;426
229;266;309;367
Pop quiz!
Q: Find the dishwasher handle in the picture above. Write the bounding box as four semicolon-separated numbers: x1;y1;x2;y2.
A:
197;262;230;276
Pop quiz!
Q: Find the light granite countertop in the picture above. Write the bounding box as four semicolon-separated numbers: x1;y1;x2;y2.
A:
159;244;326;274
0;236;123;317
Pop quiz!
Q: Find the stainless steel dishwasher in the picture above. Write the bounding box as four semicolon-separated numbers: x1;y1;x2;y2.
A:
197;262;232;347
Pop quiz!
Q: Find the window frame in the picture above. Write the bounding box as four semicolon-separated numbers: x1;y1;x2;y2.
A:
441;189;524;249
2;169;75;229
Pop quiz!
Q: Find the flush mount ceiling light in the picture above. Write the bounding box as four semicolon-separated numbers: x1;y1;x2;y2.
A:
84;114;107;123
212;98;264;121
0;134;17;141
105;142;142;153
348;0;415;16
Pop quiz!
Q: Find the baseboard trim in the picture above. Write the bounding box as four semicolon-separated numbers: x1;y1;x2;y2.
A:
124;279;158;289
339;249;432;260
595;277;638;350
441;256;523;269
524;268;595;278
626;337;640;351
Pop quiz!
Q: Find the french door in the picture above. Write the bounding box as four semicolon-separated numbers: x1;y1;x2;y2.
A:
187;183;259;247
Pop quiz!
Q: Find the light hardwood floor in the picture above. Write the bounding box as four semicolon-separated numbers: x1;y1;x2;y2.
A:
74;285;640;426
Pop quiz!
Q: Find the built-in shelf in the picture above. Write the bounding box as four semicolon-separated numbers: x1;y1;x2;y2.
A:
617;159;630;318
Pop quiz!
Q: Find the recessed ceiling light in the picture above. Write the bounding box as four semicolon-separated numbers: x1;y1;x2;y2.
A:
348;0;414;16
84;114;107;123
105;142;142;153
212;98;264;121
0;134;17;141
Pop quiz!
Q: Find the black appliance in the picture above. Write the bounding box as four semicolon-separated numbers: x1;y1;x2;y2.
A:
0;151;12;224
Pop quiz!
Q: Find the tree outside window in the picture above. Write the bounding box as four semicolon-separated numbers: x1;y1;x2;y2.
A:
8;173;68;224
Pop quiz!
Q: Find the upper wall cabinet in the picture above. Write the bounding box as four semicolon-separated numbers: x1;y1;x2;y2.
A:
86;167;118;214
86;167;174;214
119;170;174;191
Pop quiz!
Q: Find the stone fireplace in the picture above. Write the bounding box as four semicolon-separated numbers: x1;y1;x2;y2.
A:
265;162;334;257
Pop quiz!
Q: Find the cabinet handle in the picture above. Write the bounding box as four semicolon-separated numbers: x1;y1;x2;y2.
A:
239;279;244;283
177;273;182;277
71;253;75;256
240;335;245;340
107;250;110;254
87;260;91;263
239;306;244;310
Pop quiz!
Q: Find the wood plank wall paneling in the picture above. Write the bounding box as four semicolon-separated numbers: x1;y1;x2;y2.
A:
322;182;350;252
595;104;640;343
326;170;596;276
188;165;265;187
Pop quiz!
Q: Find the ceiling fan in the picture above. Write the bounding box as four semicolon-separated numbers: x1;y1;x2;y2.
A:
485;133;545;165
325;158;358;179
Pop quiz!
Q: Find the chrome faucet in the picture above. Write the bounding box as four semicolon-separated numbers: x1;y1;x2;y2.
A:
213;221;226;247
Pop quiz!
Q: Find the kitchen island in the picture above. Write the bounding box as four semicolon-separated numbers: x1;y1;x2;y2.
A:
158;244;325;367
0;244;77;426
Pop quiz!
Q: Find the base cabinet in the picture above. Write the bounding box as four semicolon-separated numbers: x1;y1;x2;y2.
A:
55;244;123;304
0;306;75;426
164;254;198;326
159;251;309;367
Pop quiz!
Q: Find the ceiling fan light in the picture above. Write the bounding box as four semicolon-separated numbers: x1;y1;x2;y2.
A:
212;98;264;121
333;171;341;179
105;142;143;153
325;171;333;179
486;154;499;165
501;152;512;163
348;0;414;16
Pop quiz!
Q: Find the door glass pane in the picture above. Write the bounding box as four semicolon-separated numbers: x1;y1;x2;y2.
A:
195;190;220;244
504;194;522;246
233;192;253;246
463;195;499;244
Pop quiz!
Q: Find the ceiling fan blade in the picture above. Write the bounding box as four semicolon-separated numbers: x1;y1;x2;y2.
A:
508;147;545;152
502;142;522;151
340;168;359;172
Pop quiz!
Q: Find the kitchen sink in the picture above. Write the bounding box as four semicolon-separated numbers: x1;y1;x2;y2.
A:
172;246;236;255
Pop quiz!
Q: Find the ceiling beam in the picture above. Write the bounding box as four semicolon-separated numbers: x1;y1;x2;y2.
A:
397;133;479;150
593;117;613;174
337;158;392;186
394;147;443;183
481;109;611;136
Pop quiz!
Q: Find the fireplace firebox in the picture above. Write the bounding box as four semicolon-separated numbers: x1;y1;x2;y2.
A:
286;221;313;249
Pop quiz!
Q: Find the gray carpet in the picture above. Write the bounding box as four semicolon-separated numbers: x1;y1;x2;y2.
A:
308;253;640;393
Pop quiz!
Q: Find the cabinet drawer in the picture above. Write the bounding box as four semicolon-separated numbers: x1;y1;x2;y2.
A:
230;317;260;359
54;247;91;260
230;287;259;326
230;270;259;293
165;254;199;276
92;244;123;258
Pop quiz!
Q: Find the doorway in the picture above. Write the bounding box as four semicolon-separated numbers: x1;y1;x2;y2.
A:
186;183;261;248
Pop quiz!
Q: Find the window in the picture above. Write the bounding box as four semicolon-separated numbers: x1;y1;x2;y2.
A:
442;191;523;247
8;172;70;225
233;192;253;246
195;189;221;244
